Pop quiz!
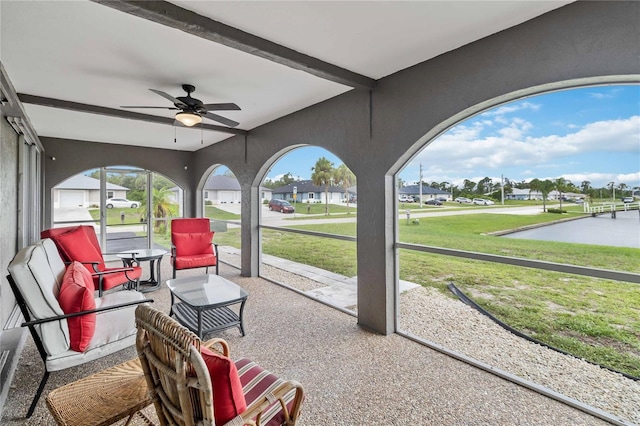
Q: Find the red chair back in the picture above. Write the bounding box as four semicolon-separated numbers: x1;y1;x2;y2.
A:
171;218;210;234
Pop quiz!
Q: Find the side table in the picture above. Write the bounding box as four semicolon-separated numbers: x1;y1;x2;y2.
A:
117;249;167;293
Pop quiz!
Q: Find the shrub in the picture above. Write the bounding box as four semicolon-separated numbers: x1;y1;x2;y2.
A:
547;208;567;214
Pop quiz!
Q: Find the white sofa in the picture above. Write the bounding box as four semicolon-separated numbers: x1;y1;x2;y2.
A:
6;238;150;417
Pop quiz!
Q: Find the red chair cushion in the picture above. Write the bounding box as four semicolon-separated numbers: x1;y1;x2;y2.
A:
98;266;143;292
201;347;247;426
51;226;104;269
173;232;214;257
171;218;210;234
174;254;217;270
58;261;96;352
235;358;300;426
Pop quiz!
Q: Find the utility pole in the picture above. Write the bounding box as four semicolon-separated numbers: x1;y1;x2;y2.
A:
419;163;423;207
501;174;505;205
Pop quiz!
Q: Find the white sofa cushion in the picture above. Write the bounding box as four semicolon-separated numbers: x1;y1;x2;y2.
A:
46;290;146;371
8;239;70;355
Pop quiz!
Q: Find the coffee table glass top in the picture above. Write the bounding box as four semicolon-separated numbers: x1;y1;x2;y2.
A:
166;275;248;308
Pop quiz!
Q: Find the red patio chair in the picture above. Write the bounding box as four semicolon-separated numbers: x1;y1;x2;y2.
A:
170;218;219;278
41;225;141;296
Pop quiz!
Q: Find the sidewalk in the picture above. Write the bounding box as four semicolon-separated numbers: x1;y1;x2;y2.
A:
219;246;418;310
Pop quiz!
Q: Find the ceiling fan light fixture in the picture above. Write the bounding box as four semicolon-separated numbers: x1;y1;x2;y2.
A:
175;111;202;127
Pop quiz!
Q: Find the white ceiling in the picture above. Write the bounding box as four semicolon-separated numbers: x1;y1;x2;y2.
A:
1;1;572;151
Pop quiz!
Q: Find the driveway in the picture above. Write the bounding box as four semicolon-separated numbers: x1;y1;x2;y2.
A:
53;207;95;223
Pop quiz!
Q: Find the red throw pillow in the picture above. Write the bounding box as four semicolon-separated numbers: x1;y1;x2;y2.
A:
58;261;96;352
52;226;104;270
173;232;214;257
201;347;247;426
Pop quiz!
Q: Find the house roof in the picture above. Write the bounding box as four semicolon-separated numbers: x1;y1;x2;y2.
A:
272;180;344;194
55;174;128;190
203;175;241;191
399;185;449;196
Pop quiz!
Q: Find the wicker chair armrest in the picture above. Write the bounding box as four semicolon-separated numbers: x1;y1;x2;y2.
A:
239;380;304;426
201;338;230;357
22;298;153;327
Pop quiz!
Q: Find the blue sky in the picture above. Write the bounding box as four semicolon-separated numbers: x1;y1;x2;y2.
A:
261;85;639;189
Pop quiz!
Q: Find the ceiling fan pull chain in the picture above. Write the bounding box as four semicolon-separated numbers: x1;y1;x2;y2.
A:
174;125;177;143
201;122;204;144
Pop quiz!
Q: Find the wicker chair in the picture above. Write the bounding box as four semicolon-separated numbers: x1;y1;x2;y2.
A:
135;304;304;426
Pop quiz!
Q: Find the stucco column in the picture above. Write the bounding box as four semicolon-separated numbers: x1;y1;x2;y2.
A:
356;174;396;335
240;183;259;277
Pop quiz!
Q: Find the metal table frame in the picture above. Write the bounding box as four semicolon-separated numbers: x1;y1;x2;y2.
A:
117;249;167;293
167;275;248;338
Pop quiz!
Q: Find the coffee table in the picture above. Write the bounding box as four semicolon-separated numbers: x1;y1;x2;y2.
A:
117;249;167;292
166;274;249;338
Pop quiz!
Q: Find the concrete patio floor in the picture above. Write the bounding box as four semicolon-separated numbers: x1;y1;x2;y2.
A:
1;258;611;425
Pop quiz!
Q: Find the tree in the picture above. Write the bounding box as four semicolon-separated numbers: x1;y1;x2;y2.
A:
617;183;628;197
334;163;356;214
580;180;591;194
529;178;554;212
311;157;335;215
554;177;569;211
397;177;405;189
462;179;476;194
477;177;492;195
141;187;176;234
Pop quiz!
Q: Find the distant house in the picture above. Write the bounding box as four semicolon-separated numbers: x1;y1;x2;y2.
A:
272;180;346;203
53;175;129;208
506;188;585;201
506;188;542;200
399;185;450;202
203;175;241;204
203;175;272;204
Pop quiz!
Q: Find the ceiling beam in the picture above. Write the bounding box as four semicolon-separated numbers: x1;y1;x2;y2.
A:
17;94;248;135
91;0;376;90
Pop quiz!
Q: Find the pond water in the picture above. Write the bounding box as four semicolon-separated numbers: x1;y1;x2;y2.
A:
502;210;640;249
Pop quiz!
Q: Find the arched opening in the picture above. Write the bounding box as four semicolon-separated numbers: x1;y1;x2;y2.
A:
51;166;183;253
197;165;243;268
394;84;639;417
257;146;358;311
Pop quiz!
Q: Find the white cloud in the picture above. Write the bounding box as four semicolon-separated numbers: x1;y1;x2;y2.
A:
406;116;640;188
480;101;540;117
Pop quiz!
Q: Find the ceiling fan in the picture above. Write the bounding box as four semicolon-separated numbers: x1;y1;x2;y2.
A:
121;84;240;128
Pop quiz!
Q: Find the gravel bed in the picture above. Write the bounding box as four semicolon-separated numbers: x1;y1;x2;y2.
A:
399;286;640;425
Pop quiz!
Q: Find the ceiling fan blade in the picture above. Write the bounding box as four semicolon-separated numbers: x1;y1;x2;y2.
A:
149;89;188;109
202;103;241;111
203;112;239;128
120;105;178;109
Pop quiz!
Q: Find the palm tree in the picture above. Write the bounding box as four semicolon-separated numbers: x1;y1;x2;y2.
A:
142;187;176;234
334;163;356;214
311;157;334;215
554;177;569;211
529;178;554;212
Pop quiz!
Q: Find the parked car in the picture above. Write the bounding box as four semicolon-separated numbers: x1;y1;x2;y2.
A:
472;198;495;206
105;198;140;208
425;199;442;206
268;199;295;213
622;197;634;203
437;197;448;202
454;197;472;203
398;195;413;203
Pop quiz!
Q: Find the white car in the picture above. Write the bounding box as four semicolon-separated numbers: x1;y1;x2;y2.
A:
105;198;140;208
454;197;472;203
472;198;495;206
